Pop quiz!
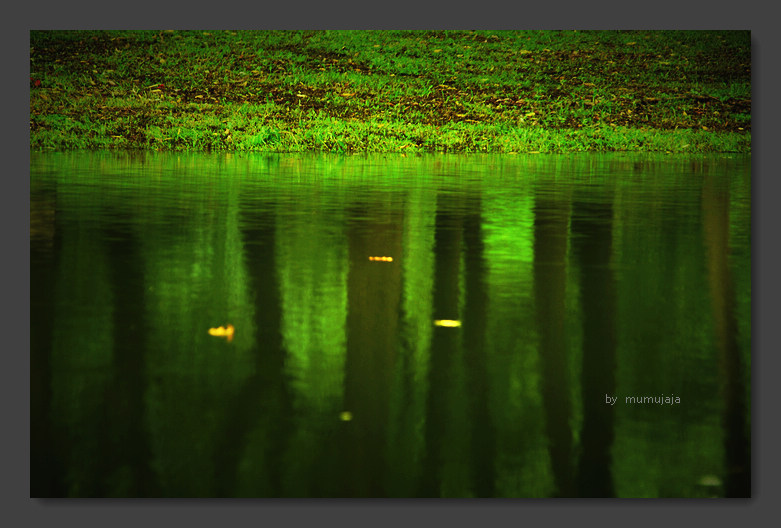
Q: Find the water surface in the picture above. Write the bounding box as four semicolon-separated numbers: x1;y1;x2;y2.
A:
30;152;751;497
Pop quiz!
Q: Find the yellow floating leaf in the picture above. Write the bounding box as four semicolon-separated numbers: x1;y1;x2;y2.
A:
208;324;235;342
368;256;393;262
434;319;461;328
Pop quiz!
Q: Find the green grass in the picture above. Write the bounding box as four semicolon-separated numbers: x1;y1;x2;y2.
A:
30;30;751;153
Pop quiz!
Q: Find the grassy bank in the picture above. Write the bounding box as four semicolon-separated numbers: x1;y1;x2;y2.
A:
30;30;751;154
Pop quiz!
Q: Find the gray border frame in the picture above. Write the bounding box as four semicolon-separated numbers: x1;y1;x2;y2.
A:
11;1;777;524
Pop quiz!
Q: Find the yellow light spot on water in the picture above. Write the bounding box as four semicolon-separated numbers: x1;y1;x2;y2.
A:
208;324;235;342
434;319;461;328
340;411;353;421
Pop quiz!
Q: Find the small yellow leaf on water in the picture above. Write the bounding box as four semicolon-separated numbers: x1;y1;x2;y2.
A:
340;411;353;421
434;319;462;328
208;324;235;342
369;256;393;262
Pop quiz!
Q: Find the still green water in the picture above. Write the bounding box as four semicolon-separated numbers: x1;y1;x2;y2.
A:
30;152;751;498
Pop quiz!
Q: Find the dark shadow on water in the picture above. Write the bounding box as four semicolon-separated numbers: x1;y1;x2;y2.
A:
419;194;463;498
570;194;617;498
461;195;496;498
533;185;575;498
101;218;160;497
340;200;404;497
30;185;65;498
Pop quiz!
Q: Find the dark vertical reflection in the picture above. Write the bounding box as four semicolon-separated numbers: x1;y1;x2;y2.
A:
533;186;574;497
213;201;294;497
571;193;617;498
419;194;463;497
30;187;65;497
102;222;159;496
702;176;750;498
341;203;403;497
461;195;495;497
